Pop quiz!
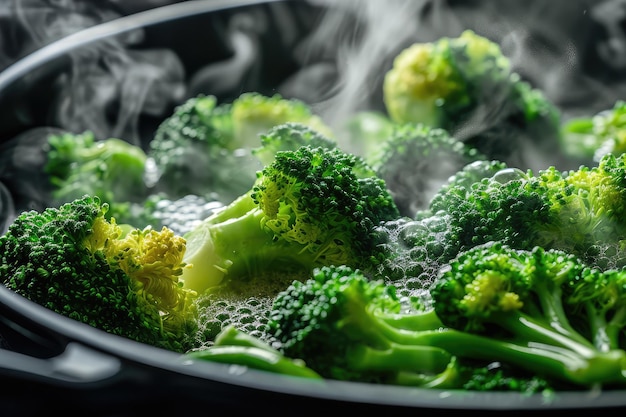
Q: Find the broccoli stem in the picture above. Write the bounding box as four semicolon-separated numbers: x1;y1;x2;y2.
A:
345;304;626;386
183;207;318;293
379;308;445;331
532;272;594;347
379;323;626;387
346;343;452;374
185;345;323;379
584;302;626;352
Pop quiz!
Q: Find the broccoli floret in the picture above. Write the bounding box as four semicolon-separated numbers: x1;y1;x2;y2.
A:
148;92;334;205
383;30;564;170
335;111;395;161
183;324;322;379
268;263;585;389
147;94;255;204
430;242;626;387
251;122;337;166
367;123;485;216
377;153;626;297
540;153;626;268
267;265;460;387
427;159;509;212
180;144;400;294
420;153;626;269
375;166;551;286
567;267;626;353
0;195;197;353
44;130;149;220
231;92;334;147
561;100;626;164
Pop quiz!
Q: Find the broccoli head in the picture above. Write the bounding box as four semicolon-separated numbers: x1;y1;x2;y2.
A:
180;143;400;294
231;92;334;147
561;100;626;164
148;92;335;205
430;241;626;387
44;130;149;220
368;123;485;216
268;265;459;387
251;122;337;166
268;263;576;390
147;94;253;204
0;195;197;353
383;30;564;170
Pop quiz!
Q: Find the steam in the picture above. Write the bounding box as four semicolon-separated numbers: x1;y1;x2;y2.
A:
55;45;185;146
297;0;626;124
2;0;626;216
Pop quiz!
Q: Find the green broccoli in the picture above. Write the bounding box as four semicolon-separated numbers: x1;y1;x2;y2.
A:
373;165;547;286
430;241;626;387
382;30;564;170
180;143;400;294
0;195;198;353
231;91;334;147
561;100;626;164
426;159;509;214
367;123;485;217
267;263;589;390
566;267;626;353
44;130;149;221
267;265;459;387
251;122;337;166
148;92;334;205
147;94;251;204
375;152;626;294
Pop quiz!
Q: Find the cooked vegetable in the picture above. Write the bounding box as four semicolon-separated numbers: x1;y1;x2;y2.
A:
184;324;322;379
382;29;565;170
268;265;460;387
180;142;400;294
44;130;149;221
561;100;626;164
430;242;626;387
148;92;333;204
367;123;484;216
0;195;197;353
251;122;337;166
376;152;626;289
268;263;583;390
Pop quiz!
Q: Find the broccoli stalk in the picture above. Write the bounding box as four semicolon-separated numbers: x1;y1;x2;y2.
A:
366;122;485;216
430;242;626;387
183;325;322;379
0;195;197;353
180;143;400;294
